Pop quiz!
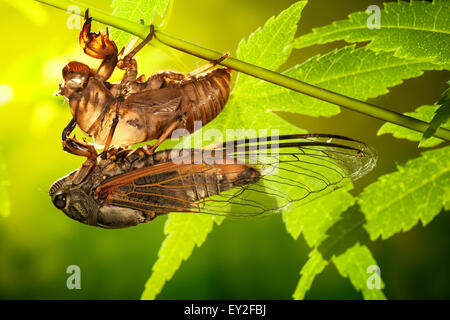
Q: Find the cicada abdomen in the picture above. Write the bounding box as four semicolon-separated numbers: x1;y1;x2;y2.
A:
158;67;232;133
98;160;259;217
119;66;232;144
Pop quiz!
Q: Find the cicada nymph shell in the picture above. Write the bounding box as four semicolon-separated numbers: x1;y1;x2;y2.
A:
58;10;232;155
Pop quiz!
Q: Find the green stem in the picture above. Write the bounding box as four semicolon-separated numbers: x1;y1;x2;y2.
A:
36;0;450;141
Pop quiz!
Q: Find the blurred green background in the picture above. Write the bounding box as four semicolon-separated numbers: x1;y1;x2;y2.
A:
0;0;449;299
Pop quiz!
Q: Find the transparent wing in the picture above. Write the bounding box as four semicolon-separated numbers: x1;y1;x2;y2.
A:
193;134;376;217
101;134;377;218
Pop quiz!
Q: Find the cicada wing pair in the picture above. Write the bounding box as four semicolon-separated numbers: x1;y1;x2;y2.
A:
96;134;377;219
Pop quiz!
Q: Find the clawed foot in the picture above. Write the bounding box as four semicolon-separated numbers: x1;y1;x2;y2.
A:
142;145;156;155
116;24;155;70
188;52;231;77
117;52;137;71
211;52;230;66
62;136;98;185
63;136;98;161
79;9;118;59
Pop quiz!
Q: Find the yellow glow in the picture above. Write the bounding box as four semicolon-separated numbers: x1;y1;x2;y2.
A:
0;85;13;106
35;104;54;124
42;58;66;82
29;104;55;136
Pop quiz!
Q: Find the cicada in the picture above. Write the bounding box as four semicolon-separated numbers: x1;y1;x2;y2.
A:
49;134;376;229
58;10;231;155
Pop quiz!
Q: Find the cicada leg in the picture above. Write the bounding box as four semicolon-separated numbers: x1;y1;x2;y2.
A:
188;52;230;77
62;130;98;185
100;103;121;159
119;24;155;64
146;119;181;154
61;119;91;158
61;118;77;145
116;25;156;83
62;136;97;161
62;118;97;159
79;9;118;81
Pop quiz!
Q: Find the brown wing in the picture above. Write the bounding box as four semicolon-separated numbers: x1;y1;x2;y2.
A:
124;87;183;115
97;160;260;216
95;134;377;218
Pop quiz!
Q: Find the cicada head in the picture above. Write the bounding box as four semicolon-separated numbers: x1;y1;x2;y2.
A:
58;61;92;98
49;171;97;225
50;170;154;229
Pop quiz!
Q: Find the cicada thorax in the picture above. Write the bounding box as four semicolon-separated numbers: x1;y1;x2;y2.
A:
68;77;115;136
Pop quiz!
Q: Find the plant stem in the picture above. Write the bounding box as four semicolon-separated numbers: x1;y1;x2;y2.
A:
35;0;450;141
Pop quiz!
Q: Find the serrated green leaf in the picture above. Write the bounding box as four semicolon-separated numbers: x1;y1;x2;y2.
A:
283;184;355;247
201;0;307;134
293;205;385;299
111;0;170;48
317;205;370;260
293;249;327;300
142;1;308;300
359;146;450;240
223;3;397;299
422;83;450;142
234;1;307;91
181;1;308;142
378;105;450;148
251;46;440;117
294;0;450;68
332;243;386;300
141;213;223;299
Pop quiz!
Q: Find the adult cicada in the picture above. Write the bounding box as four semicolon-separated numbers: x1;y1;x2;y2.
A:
49;134;376;229
58;10;231;155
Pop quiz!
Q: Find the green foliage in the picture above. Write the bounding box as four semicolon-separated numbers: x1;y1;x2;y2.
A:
141;214;223;299
111;0;170;48
359;146;450;240
333;244;385;300
422;82;450;143
293;204;385;299
253;46;441;117
293;0;450;69
203;0;307;134
283;185;354;247
379;105;450;148
293;249;327;299
233;1;306;87
310;205;384;299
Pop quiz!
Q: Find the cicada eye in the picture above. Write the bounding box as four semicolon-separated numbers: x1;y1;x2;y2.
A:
53;193;67;209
